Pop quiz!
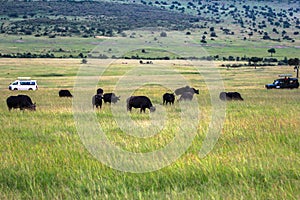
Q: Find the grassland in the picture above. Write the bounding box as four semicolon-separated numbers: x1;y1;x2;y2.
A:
0;58;299;199
0;34;102;57
1;30;299;59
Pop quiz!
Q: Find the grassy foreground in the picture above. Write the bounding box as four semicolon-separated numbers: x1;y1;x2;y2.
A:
0;58;299;199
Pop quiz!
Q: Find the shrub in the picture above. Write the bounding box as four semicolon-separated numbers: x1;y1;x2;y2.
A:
160;31;167;37
210;32;217;37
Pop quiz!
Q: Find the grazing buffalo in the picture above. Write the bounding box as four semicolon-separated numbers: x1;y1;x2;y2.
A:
127;96;156;113
59;90;73;97
174;86;199;95
178;92;194;101
97;88;104;95
6;95;36;111
163;93;175;105
219;92;244;101
103;93;120;104
92;94;102;109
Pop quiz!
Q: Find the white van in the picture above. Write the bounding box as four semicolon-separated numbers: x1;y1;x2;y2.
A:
9;77;38;91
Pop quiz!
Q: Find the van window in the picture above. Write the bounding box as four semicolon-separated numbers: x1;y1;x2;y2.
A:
20;81;35;85
20;82;28;85
12;82;18;85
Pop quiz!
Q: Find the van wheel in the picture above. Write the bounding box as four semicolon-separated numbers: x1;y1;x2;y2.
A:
14;88;18;90
29;88;33;90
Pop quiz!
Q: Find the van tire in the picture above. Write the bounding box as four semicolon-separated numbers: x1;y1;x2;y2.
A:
29;88;33;90
14;88;18;90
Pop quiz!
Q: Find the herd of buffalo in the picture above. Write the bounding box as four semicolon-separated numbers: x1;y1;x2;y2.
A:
6;86;243;112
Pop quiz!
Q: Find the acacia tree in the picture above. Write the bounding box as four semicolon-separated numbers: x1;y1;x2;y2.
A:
268;48;276;57
249;57;263;69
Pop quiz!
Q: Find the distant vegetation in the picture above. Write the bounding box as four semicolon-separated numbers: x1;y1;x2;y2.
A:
0;0;200;37
136;0;299;42
1;0;299;42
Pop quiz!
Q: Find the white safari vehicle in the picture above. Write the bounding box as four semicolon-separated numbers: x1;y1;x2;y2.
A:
8;77;38;91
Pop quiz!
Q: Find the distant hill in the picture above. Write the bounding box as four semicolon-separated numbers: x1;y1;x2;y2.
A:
0;0;299;43
115;0;299;42
0;0;203;37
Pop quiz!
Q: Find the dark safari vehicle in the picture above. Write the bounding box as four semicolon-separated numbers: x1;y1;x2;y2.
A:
265;77;299;89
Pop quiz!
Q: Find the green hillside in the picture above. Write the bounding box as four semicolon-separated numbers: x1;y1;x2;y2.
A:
0;0;199;37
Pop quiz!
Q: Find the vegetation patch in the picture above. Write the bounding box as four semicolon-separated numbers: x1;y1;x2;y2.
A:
38;73;64;77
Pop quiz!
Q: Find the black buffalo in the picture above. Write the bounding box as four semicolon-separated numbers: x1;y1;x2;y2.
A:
92;94;102;109
178;92;194;101
6;95;36;111
103;93;120;104
174;86;199;95
59;90;73;97
219;92;244;101
97;88;104;95
163;93;175;105
127;96;156;113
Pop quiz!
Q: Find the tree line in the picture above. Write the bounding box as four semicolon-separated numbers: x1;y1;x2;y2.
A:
1;51;297;68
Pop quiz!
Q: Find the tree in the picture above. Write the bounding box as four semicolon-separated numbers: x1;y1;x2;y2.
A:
288;58;300;66
78;53;84;58
263;32;271;40
249;57;263;69
248;32;253;38
267;48;276;57
210;32;217;37
288;58;300;78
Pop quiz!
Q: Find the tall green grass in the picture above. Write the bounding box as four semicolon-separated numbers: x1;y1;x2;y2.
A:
0;59;299;199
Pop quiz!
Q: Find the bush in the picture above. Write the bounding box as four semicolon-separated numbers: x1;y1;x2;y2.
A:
81;58;87;64
210;32;217;37
8;13;18;18
160;31;167;37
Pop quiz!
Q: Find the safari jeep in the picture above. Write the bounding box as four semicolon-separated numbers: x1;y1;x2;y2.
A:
265;77;299;89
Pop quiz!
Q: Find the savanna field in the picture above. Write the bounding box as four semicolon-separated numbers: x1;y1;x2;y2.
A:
0;0;299;198
0;58;299;199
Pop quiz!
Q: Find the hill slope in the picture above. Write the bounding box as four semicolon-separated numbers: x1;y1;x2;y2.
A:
0;0;202;37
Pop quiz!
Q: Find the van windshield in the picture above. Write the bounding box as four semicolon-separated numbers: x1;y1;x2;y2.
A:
12;82;18;85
